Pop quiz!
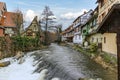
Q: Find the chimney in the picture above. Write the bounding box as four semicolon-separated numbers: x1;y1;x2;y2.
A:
84;11;87;14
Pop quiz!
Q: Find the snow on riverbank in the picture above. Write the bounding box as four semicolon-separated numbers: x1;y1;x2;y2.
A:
0;52;48;80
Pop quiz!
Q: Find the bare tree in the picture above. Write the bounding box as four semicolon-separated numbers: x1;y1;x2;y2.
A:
41;6;54;45
12;9;25;53
49;24;62;44
13;9;24;36
57;24;62;44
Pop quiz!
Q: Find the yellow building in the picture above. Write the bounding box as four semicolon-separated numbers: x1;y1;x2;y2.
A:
101;33;117;55
97;4;120;55
88;33;102;44
97;0;120;23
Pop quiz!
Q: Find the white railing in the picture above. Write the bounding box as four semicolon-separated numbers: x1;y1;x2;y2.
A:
73;22;81;28
74;31;81;35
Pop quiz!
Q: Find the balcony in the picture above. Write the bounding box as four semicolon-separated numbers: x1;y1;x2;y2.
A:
73;22;81;28
99;0;120;15
88;24;99;34
74;31;81;35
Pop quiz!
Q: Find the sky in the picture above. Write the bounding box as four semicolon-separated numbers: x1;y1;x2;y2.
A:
0;0;97;30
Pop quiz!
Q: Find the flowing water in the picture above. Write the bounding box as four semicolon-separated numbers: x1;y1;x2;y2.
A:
0;43;117;80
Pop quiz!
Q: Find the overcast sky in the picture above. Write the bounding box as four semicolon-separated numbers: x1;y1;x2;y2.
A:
0;0;97;30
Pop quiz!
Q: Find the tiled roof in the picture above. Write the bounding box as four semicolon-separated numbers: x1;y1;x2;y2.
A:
0;12;16;27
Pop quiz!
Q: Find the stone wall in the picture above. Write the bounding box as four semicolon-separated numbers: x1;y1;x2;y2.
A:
0;35;15;59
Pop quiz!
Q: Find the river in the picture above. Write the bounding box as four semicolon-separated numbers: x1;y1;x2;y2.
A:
0;43;117;80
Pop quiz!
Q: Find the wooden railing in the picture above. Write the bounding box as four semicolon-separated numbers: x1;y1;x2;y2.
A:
99;0;120;15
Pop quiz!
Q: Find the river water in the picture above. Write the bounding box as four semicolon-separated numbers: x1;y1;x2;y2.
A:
0;43;117;80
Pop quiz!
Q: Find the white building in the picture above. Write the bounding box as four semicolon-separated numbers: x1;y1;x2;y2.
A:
73;10;93;44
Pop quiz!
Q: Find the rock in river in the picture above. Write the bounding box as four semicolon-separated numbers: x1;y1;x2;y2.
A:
0;61;10;67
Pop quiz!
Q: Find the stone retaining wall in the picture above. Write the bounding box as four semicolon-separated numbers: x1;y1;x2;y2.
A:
0;36;15;60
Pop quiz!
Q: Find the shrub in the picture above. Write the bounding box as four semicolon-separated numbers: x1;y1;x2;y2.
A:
89;43;98;52
11;36;41;51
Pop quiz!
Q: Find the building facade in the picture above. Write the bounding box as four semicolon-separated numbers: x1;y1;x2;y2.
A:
81;6;102;47
98;4;120;55
0;12;23;36
23;16;41;38
0;2;7;37
61;24;74;42
73;10;93;44
0;2;7;21
97;0;120;23
96;4;120;76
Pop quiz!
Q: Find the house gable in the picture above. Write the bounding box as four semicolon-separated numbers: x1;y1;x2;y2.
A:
24;16;40;37
26;16;39;32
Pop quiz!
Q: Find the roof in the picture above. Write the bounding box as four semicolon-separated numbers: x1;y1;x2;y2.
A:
0;2;7;11
73;9;93;23
25;16;39;31
97;3;120;32
62;24;74;34
0;12;23;28
91;6;98;15
81;13;98;29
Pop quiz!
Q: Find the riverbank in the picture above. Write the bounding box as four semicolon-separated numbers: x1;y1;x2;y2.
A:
0;45;47;67
0;43;117;80
60;42;117;73
0;45;47;59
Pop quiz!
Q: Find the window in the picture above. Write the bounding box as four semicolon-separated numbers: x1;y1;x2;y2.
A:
92;37;94;42
102;12;105;20
34;25;37;31
93;19;96;26
100;0;105;7
104;37;106;43
79;35;81;39
97;38;98;42
4;7;6;11
101;38;103;42
75;35;77;40
90;22;92;27
83;30;86;33
27;30;32;36
99;16;101;23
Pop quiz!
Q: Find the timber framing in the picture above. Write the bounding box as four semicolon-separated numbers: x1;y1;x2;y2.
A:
97;3;120;33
